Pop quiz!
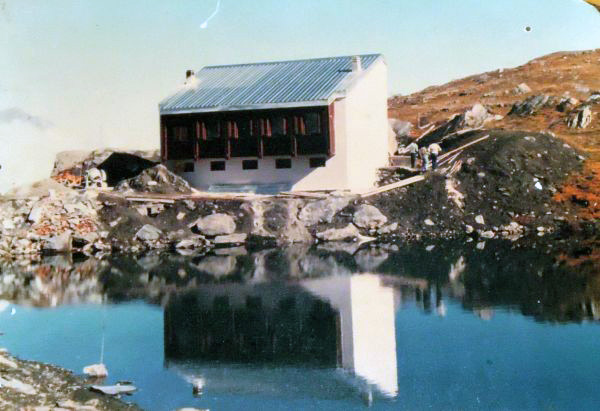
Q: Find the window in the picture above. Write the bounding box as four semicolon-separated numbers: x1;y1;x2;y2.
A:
293;116;306;135
271;116;287;135
242;159;258;170
171;126;190;142
210;161;226;171
202;120;220;140
305;112;321;134
225;120;239;139
275;158;292;169
184;162;195;172
256;118;272;137
309;157;326;168
238;119;251;138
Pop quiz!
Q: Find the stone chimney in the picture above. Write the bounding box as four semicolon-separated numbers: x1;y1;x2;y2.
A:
186;70;195;79
351;56;362;73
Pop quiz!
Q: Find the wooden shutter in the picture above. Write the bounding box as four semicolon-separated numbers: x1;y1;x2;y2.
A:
327;104;335;156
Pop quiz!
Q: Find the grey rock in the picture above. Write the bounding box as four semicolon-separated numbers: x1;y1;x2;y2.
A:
214;233;247;245
353;204;388;229
298;197;351;226
135;224;162;242
480;230;495;239
43;231;72;253
513;83;531;95
316;223;374;242
190;213;236;236
509;94;555;116
90;384;136;396
176;236;206;249
567;104;592;129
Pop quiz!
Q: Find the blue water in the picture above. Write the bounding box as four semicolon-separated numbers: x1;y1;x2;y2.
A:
1;242;600;410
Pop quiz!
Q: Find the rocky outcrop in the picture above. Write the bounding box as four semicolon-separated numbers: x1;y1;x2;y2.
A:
508;94;557;116
567;104;593;129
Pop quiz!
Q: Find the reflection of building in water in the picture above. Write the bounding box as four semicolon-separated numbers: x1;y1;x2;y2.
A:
163;274;399;400
164;283;338;366
301;274;398;397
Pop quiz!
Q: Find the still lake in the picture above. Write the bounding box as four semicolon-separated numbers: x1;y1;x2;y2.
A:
1;239;600;410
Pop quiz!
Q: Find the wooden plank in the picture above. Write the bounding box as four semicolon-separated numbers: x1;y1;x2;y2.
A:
361;175;425;198
126;197;176;204
438;134;490;161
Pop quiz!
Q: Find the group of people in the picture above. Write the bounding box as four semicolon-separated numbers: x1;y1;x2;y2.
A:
407;141;442;172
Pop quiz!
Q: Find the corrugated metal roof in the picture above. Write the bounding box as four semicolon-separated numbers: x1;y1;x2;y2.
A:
159;54;383;114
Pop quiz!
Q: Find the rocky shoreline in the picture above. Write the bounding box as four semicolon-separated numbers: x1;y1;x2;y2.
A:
0;350;141;410
0;126;592;264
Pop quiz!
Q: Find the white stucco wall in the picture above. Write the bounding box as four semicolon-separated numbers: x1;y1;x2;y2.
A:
343;59;390;192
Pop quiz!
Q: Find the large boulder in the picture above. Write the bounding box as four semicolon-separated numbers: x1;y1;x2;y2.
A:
135;224;162;242
353;204;388;229
298;197;351;226
190;213;236;236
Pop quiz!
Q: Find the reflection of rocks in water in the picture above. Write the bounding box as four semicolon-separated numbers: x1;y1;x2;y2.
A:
0;257;105;307
354;247;389;272
136;254;162;272
192;256;237;278
298;254;352;277
3;238;600;324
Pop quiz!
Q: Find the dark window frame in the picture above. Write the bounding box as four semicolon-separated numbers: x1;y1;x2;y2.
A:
309;157;327;168
184;162;195;172
275;158;292;169
210;161;226;171
242;159;258;170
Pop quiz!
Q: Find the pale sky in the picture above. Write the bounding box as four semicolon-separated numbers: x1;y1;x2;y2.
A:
0;0;599;191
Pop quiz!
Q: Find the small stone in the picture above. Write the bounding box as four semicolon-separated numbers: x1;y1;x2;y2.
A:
424;219;434;226
465;224;474;233
476;241;486;250
480;230;495;239
534;182;543;190
176;212;186;221
83;363;108;378
475;215;485;225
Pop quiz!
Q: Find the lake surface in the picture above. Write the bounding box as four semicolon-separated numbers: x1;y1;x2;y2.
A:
1;239;600;410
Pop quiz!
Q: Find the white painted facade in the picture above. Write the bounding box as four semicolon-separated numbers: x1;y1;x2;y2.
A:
167;58;389;193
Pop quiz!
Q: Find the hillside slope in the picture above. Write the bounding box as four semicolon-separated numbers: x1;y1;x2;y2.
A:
388;49;600;219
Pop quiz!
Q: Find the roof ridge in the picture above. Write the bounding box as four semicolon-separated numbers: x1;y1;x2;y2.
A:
203;53;382;70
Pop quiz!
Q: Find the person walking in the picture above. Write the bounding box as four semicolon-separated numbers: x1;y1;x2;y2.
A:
419;146;429;172
407;141;419;169
428;143;442;170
